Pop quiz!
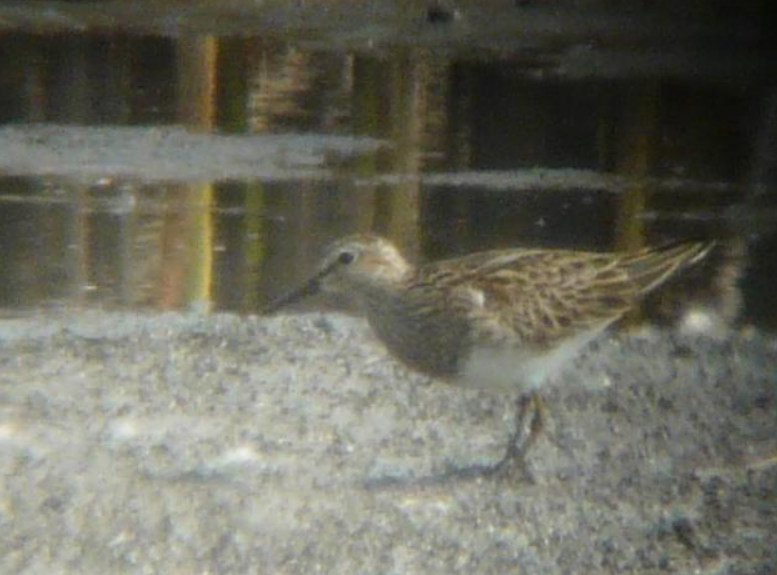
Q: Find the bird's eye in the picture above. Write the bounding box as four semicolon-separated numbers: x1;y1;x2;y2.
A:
338;251;355;265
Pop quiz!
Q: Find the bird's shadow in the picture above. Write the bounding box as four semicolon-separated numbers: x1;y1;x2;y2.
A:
359;455;536;492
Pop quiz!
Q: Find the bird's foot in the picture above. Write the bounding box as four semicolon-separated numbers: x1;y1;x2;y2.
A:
483;392;546;482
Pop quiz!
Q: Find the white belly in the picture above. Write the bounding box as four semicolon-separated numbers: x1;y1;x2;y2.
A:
456;327;607;394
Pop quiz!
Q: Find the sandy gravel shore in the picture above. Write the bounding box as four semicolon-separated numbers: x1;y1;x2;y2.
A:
0;309;775;574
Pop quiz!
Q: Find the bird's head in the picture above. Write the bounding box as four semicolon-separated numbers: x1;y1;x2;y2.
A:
263;234;410;314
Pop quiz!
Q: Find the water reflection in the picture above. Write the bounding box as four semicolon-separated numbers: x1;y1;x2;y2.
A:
0;31;773;327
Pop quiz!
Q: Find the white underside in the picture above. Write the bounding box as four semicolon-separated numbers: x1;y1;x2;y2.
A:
456;325;610;394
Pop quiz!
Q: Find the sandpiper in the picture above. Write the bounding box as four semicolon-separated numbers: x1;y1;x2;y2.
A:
264;234;714;477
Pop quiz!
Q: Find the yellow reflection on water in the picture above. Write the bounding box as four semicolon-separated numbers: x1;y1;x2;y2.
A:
158;184;214;311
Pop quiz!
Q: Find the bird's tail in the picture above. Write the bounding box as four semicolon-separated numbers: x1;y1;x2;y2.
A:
621;241;716;296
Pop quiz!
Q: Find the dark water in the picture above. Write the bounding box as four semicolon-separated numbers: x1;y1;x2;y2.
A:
0;5;775;327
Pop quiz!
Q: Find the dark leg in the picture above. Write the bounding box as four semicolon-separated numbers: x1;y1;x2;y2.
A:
486;392;545;480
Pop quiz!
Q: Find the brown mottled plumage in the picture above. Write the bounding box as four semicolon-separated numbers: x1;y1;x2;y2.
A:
265;234;713;392
265;234;714;476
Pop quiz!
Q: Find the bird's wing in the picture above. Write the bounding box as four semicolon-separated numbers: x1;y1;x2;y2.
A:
412;249;637;347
